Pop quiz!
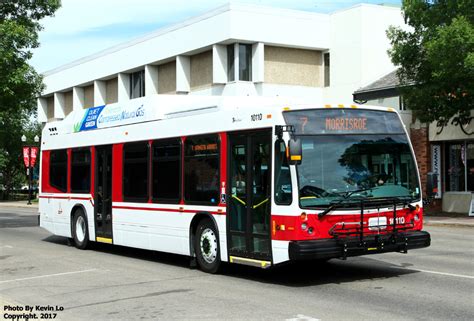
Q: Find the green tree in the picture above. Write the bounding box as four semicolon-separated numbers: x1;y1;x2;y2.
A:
387;0;474;127
0;0;60;197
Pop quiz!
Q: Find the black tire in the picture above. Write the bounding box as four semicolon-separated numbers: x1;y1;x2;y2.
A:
195;219;221;273
72;208;89;250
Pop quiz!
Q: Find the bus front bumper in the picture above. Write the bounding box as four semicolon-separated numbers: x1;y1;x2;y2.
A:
288;230;431;260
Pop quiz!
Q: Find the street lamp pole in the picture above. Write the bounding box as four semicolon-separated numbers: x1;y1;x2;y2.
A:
22;135;39;205
28;149;32;205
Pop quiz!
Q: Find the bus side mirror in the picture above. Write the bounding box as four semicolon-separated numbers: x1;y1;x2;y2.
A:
426;172;438;198
288;138;302;165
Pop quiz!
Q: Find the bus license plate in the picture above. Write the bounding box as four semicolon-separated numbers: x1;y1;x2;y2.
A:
368;217;387;230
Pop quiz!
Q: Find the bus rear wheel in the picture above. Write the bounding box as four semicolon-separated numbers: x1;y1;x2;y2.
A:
72;209;89;250
195;219;221;273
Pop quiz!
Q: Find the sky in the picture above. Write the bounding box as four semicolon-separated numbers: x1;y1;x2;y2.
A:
30;0;402;73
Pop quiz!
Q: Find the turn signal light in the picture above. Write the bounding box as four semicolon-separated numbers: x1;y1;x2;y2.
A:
300;212;307;221
414;204;421;221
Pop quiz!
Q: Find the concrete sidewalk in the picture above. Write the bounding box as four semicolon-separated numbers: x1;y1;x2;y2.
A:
0;201;38;209
424;216;474;228
0;201;472;227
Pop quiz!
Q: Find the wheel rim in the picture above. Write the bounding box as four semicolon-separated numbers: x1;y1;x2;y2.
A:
75;216;86;243
200;228;217;264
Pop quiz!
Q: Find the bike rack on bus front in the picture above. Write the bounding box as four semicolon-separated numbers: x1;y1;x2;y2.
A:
328;198;415;259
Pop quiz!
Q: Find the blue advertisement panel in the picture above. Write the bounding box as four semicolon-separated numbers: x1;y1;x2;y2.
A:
78;105;106;131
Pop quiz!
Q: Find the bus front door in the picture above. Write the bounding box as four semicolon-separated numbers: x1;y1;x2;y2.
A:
95;145;113;243
227;130;272;263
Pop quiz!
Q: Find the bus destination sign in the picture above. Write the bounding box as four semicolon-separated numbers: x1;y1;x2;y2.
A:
325;117;367;131
283;109;405;135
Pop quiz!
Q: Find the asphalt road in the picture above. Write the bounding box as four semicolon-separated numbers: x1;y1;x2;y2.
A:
1;206;473;321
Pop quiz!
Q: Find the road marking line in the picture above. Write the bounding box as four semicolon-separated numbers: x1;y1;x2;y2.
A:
286;315;320;321
0;269;98;284
395;267;474;280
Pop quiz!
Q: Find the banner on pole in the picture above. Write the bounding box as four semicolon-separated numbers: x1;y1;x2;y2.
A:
30;147;39;167
22;147;30;167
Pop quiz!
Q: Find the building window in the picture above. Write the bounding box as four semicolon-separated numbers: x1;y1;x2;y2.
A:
227;44;235;82
468;142;474;192
184;135;219;205
227;44;252;82
324;52;330;87
399;96;407;111
50;149;67;192
123;141;149;201
445;141;474;192
130;70;145;99
71;148;90;193
152;139;181;203
239;44;252;81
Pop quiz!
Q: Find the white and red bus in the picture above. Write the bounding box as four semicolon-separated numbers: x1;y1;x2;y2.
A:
39;95;430;273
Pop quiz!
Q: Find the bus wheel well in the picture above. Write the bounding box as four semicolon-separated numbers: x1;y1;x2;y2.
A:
189;213;218;257
70;204;87;235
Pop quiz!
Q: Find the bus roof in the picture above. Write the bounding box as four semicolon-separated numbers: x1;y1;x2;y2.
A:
42;95;399;150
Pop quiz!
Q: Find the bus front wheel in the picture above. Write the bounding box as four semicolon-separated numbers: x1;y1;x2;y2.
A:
72;209;89;250
195;219;221;273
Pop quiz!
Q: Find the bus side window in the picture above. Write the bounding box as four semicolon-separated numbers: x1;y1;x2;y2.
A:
274;139;292;205
50;149;68;192
152;138;181;203
71;148;91;193
184;135;219;205
123;141;149;202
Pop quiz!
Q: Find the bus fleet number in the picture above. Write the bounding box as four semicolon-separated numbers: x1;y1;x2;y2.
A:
251;113;263;122
389;217;405;225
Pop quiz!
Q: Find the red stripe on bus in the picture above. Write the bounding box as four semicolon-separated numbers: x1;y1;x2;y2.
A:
67;149;72;193
39;195;94;206
112;144;124;203
112;205;226;215
39;195;91;201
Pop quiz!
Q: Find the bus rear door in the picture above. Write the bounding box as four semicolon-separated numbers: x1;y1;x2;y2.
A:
95;145;113;243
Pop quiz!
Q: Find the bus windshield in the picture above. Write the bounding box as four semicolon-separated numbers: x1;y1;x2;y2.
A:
283;109;420;208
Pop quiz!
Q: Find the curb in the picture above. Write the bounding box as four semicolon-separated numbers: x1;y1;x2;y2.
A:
425;221;474;228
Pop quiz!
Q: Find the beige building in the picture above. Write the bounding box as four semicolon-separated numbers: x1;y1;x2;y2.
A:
38;3;407;123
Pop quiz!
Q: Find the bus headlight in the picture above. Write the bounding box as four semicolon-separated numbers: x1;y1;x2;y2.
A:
301;223;308;230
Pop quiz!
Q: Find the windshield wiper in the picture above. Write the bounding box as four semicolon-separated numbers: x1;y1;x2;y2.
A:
388;195;417;210
318;188;372;218
318;194;416;218
343;187;373;198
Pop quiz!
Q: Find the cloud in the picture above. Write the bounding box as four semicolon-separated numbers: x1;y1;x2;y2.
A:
32;0;229;72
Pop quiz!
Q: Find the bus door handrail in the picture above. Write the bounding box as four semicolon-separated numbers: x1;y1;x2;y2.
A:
232;195;247;206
